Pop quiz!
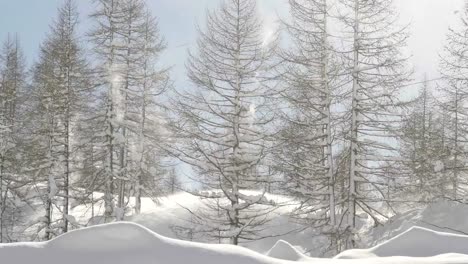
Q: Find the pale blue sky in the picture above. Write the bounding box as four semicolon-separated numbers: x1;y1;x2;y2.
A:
0;0;283;88
0;0;465;88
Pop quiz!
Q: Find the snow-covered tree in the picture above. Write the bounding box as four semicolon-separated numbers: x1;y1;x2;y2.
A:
29;0;92;239
0;35;27;242
338;0;411;247
129;9;171;214
89;0;170;220
439;2;468;200
399;78;448;201
171;0;279;245
89;0;129;221
274;0;340;254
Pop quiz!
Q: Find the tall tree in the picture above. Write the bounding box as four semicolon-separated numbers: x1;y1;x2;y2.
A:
89;0;170;220
171;0;278;245
130;9;170;214
399;78;448;201
439;2;468;200
30;0;92;238
0;35;27;242
339;0;411;248
89;0;127;221
274;0;340;254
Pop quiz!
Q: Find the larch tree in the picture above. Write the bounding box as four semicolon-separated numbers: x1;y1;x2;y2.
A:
0;35;27;242
274;0;340;254
114;0;148;215
399;78;448;202
339;0;411;248
89;0;170;220
29;0;92;239
439;2;468;200
89;0;127;221
130;9;171;214
171;0;279;245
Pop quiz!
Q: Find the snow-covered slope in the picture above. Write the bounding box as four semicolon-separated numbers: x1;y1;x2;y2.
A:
3;222;283;264
4;222;468;264
17;191;328;256
336;226;468;259
128;192;319;254
364;201;468;247
18;192;468;260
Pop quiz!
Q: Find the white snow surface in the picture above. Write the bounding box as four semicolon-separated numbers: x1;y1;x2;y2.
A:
20;192;468;257
1;222;281;264
128;191;313;254
15;191;468;263
3;222;468;264
336;226;468;259
364;201;468;247
266;240;308;261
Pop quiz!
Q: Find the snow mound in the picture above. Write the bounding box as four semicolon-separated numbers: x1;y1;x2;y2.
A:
5;222;468;264
47;222;161;251
336;226;468;259
129;191;308;254
266;240;307;261
1;222;281;264
365;201;468;247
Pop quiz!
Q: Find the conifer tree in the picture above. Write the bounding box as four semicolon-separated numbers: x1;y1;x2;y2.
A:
172;0;279;245
274;0;340;254
0;35;27;242
339;0;411;247
30;0;92;238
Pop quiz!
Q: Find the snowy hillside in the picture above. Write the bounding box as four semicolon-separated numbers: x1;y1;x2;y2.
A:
336;227;468;259
364;201;468;247
4;222;468;264
14;190;468;261
128;192;314;254
47;191;315;254
19;192;468;258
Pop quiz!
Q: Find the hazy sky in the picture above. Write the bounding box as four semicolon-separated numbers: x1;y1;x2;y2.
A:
0;0;465;91
0;0;465;184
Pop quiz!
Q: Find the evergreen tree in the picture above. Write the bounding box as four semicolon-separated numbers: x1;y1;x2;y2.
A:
29;0;92;238
171;0;279;245
439;2;468;200
399;78;448;201
89;0;129;221
89;0;170;220
339;0;411;247
0;35;27;242
274;0;341;254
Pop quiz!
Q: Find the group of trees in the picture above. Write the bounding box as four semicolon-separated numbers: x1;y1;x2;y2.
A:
0;0;170;241
398;2;468;205
170;0;412;252
2;0;468;256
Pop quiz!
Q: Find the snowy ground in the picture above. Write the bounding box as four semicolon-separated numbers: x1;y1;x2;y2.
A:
127;192;319;254
8;194;468;263
17;191;468;258
3;222;468;264
23;191;317;254
364;201;468;247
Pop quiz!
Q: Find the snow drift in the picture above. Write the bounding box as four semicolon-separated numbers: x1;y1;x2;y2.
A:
336;226;468;259
365;201;468;247
4;222;468;264
2;222;281;264
15;191;468;262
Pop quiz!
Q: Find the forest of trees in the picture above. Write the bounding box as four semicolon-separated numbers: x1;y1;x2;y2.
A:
1;0;468;255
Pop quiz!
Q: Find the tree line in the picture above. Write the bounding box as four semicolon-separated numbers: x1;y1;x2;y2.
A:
0;0;467;255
